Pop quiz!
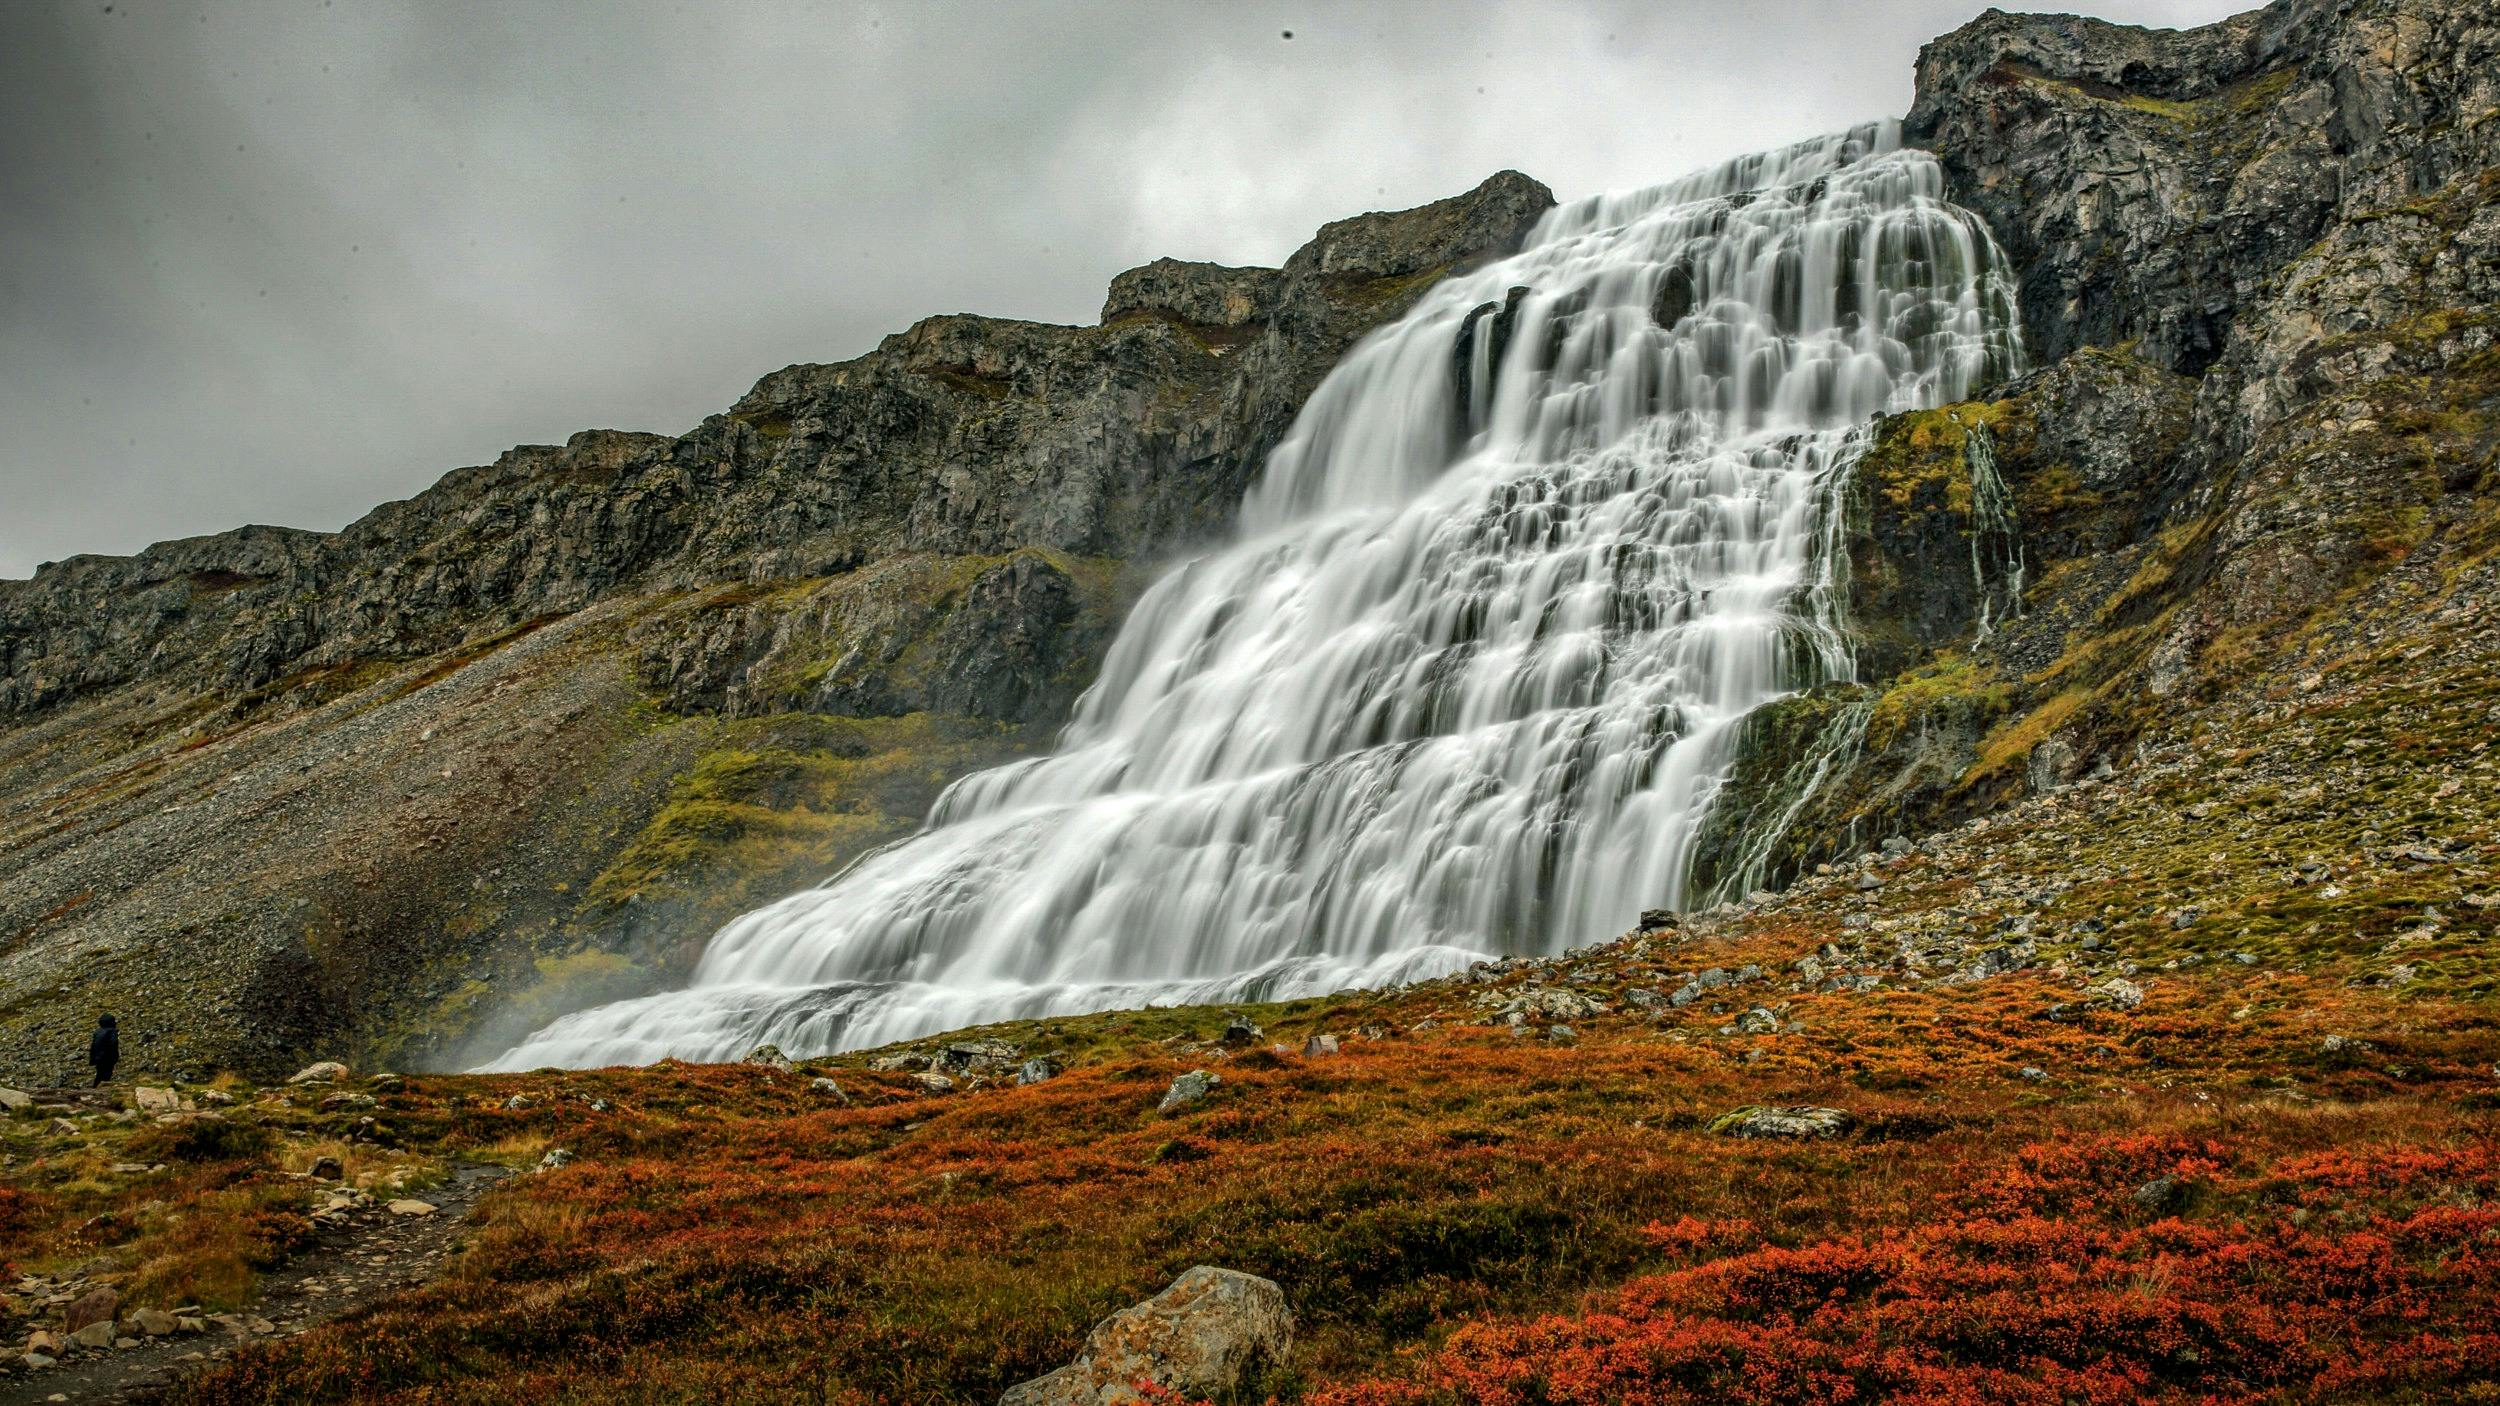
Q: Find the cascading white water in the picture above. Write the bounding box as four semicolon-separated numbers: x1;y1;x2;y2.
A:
488;122;2020;1070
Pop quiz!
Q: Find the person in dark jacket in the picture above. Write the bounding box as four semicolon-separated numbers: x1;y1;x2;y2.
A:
88;1014;118;1086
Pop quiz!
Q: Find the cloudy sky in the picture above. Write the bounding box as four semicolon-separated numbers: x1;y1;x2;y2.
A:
0;0;2248;580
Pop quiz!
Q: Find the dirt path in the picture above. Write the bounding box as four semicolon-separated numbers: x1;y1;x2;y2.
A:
2;1163;510;1405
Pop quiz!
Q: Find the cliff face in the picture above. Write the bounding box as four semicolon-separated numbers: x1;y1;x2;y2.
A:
0;173;1552;1081
1698;0;2499;894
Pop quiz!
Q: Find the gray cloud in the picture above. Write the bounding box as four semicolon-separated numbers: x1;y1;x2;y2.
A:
0;0;2248;579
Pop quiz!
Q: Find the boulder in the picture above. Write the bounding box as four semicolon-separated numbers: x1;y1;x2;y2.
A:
998;1266;1293;1406
386;1199;438;1217
128;1308;179;1337
287;1061;349;1085
1157;1071;1219;1114
0;1087;31;1112
69;1321;115;1350
131;1087;183;1113
538;1147;575;1172
63;1287;119;1334
308;1155;344;1180
809;1076;851;1102
1300;1034;1339;1058
934;1040;1020;1076
742;1043;794;1071
2095;978;2147;1011
1017;1056;1062;1086
2132;1174;2194;1215
1707;1105;1853;1140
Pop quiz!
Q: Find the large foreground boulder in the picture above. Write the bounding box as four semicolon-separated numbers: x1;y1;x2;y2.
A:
999;1266;1293;1406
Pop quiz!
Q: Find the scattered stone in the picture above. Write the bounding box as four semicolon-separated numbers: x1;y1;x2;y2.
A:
1499;986;1608;1023
503;1094;530;1111
2020;1066;2047;1081
1301;1034;1340;1058
69;1322;114;1350
809;1076;852;1102
742;1043;794;1071
1546;1024;1576;1044
129;1308;178;1337
1158;1070;1220;1113
130;1087;183;1113
2096;977;2146;1010
998;1266;1294;1406
1218;1016;1264;1048
934;1040;1020;1075
20;1351;55;1370
308;1156;344;1181
912;1071;957;1095
0;1087;31;1112
287;1062;349;1085
1735;1007;1780;1035
1707;1105;1852;1139
1638;908;1679;930
386;1199;438;1217
1017;1057;1062;1086
2133;1174;2193;1215
537;1148;574;1172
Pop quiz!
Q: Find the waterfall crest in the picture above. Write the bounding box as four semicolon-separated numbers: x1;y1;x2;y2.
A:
488;122;2020;1070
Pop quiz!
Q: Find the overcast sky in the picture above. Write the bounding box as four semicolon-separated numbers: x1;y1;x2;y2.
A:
0;0;2249;580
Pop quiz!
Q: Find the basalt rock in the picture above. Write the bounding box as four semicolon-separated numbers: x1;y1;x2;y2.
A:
1707;0;2500;895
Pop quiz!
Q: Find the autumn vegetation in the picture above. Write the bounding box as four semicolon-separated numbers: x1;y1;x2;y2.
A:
4;605;2497;1404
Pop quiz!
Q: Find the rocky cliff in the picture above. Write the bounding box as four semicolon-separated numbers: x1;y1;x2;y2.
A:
0;172;1553;1081
1695;0;2498;894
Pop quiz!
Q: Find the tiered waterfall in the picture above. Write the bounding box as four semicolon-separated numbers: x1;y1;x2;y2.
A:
488;122;2020;1069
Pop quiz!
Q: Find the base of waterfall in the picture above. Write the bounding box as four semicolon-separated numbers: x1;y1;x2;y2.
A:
475;945;1488;1071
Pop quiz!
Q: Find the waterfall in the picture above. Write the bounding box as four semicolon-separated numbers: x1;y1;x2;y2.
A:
486;121;2020;1070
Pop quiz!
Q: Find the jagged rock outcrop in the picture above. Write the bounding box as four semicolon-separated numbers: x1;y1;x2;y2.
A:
0;173;1552;1082
1698;0;2498;896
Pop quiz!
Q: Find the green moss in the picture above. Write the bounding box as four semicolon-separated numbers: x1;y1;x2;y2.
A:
1867;654;2011;752
1861;401;2026;518
1323;262;1454;312
585;713;1035;911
